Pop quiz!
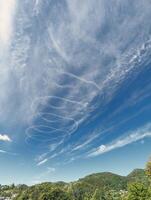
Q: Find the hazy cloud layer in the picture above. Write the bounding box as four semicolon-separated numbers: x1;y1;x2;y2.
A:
0;0;151;165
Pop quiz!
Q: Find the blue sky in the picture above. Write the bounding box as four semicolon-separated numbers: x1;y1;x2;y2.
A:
0;0;151;185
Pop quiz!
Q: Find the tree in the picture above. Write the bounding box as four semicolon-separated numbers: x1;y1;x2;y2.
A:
90;189;101;200
39;188;71;200
127;182;151;200
146;157;151;181
39;192;52;200
15;192;29;200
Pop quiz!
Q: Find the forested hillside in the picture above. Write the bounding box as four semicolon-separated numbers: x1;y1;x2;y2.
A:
0;164;151;200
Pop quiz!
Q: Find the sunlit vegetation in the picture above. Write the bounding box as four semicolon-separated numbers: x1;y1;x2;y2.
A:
1;158;151;199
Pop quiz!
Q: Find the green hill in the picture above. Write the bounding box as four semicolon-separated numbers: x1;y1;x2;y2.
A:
0;168;148;200
126;169;148;182
77;172;127;190
75;169;148;190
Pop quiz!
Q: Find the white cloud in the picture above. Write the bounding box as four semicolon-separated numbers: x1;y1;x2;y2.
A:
0;149;17;156
24;0;151;160
37;158;48;166
0;0;16;46
88;123;151;157
36;152;48;162
0;0;151;162
0;134;11;142
0;149;6;153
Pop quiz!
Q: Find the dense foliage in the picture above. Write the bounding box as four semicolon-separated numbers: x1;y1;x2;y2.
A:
1;159;151;199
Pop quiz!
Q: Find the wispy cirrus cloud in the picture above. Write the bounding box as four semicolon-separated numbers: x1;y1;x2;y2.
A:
0;149;7;154
88;123;151;157
23;0;151;164
0;0;16;46
0;149;17;156
37;158;48;166
1;0;151;167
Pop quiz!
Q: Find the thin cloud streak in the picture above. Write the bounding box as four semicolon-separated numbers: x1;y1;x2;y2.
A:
88;123;151;157
0;149;17;156
0;149;7;154
37;158;48;166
